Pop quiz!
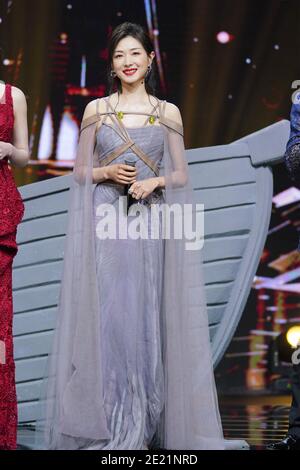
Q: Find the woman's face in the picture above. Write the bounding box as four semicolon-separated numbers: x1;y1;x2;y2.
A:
112;35;154;85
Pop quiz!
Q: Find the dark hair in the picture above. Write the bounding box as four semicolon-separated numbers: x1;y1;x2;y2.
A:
107;22;158;96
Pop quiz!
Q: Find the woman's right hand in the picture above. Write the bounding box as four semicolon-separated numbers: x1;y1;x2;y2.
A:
106;163;137;185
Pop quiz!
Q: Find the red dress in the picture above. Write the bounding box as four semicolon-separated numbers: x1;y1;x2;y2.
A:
0;84;25;450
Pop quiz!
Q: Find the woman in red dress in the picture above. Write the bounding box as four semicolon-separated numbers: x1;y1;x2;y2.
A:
0;82;29;450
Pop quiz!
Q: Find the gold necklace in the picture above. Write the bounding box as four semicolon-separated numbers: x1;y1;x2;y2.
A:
114;95;157;125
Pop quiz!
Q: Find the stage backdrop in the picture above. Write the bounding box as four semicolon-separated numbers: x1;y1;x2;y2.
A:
1;0;300;392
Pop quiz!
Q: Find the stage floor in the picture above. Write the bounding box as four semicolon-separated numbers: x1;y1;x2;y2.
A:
220;394;290;450
16;394;291;450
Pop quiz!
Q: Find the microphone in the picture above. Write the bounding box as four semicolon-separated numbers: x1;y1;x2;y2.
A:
124;159;137;215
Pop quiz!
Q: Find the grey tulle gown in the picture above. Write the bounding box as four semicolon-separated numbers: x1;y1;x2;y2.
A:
91;121;166;450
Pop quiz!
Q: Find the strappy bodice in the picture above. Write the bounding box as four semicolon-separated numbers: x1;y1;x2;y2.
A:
103;94;161;129
95;124;164;184
94;96;166;179
80;95;184;188
80;95;183;136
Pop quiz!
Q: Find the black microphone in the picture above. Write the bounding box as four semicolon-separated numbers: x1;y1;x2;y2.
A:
124;159;137;215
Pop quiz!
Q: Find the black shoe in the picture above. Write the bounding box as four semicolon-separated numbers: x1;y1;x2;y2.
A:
266;434;300;450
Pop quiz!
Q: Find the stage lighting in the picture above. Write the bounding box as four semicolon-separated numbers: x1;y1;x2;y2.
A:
272;326;300;364
216;31;235;44
267;325;300;392
286;326;300;349
274;330;293;363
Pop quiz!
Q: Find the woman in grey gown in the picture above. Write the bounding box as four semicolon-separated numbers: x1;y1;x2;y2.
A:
36;22;225;451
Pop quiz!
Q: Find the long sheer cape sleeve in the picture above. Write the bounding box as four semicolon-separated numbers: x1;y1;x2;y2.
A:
35;117;111;449
156;109;225;449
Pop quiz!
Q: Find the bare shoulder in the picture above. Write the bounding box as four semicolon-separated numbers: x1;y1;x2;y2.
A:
82;97;107;120
11;86;27;105
164;101;183;126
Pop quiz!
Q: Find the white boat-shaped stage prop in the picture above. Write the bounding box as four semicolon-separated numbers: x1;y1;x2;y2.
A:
13;119;290;449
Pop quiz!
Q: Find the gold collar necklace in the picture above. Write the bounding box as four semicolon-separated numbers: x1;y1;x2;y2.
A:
113;94;157;125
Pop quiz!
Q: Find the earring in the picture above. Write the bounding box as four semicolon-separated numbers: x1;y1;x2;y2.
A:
145;64;152;79
110;70;117;78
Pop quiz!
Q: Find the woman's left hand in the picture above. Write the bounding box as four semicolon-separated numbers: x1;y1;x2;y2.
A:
129;178;159;200
0;141;13;160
